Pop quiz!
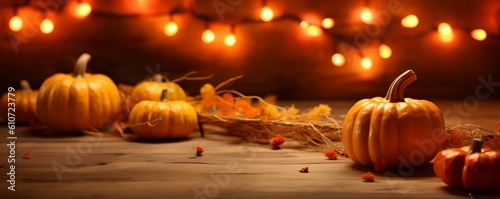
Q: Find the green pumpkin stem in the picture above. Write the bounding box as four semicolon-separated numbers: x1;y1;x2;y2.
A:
153;74;163;82
160;89;168;102
468;138;483;154
385;70;417;103
73;53;91;78
20;80;32;92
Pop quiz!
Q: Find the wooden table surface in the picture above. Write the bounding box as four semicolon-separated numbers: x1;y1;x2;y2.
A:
1;100;499;199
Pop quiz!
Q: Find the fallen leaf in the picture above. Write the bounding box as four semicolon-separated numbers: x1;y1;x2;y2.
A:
362;172;375;182
22;153;32;159
299;167;309;173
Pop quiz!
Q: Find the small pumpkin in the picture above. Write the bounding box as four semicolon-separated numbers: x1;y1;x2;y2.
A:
128;74;187;110
0;80;38;124
341;70;445;168
37;53;121;133
433;139;500;192
128;89;198;139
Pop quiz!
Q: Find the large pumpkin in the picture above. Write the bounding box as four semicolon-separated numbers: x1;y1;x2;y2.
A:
433;139;500;192
37;53;121;133
0;80;38;124
128;74;187;110
128;89;198;139
341;70;445;168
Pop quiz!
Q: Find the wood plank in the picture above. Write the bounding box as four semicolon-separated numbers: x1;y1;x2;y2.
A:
0;100;499;198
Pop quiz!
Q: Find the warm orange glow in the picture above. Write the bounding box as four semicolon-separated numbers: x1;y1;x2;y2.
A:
305;25;321;37
360;8;373;24
202;29;215;43
331;53;345;67
76;2;92;18
164;21;178;36
40;18;54;34
471;29;487;41
260;6;274;22
438;23;454;43
9;16;23;32
224;33;236;46
322;18;334;29
401;15;419;28
361;57;372;70
379;44;392;59
300;21;309;29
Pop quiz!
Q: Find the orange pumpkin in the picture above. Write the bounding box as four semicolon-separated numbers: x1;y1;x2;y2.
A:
128;74;187;110
0;80;38;124
342;70;445;169
37;53;121;133
128;89;198;139
433;139;500;192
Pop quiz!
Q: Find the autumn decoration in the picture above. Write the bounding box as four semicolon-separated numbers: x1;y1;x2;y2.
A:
37;53;121;133
433;139;500;193
341;70;445;169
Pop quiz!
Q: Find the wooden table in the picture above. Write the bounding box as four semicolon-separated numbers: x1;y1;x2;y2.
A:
1;100;499;199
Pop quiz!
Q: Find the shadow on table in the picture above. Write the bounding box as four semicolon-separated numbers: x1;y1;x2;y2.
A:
348;162;437;178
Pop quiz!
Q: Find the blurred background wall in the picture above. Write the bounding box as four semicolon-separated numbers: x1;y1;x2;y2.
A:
1;0;499;100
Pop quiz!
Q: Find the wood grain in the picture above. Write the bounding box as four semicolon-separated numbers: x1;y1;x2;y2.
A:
0;100;499;198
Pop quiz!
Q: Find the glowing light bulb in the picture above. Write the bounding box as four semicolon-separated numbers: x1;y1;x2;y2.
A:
379;44;392;59
401;15;419;28
40;18;54;34
202;29;215;43
471;29;487;41
9;16;23;32
360;7;373;24
164;21;178;36
260;6;274;22
224;33;236;46
361;57;372;70
76;2;92;18
331;53;345;67
438;23;454;43
305;25;321;37
300;21;309;29
322;18;334;29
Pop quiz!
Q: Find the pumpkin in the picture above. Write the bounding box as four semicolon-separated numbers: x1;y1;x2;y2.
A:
433;139;500;192
128;74;187;111
0;80;38;124
341;70;445;168
128;89;198;139
37;53;121;133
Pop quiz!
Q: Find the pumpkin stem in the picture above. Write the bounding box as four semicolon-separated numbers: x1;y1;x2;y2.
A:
73;53;91;78
385;70;417;102
160;89;168;102
20;80;32;92
153;74;163;83
468;138;483;154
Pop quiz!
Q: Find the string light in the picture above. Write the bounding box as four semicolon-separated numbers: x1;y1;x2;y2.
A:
361;57;372;70
224;33;236;46
9;15;23;32
40;17;54;34
322;18;334;29
300;21;309;29
401;15;419;28
331;53;345;67
379;44;392;59
75;1;92;18
360;7;373;24
164;21;178;36
202;29;215;43
438;23;454;43
471;29;487;41
260;6;274;22
305;25;321;37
